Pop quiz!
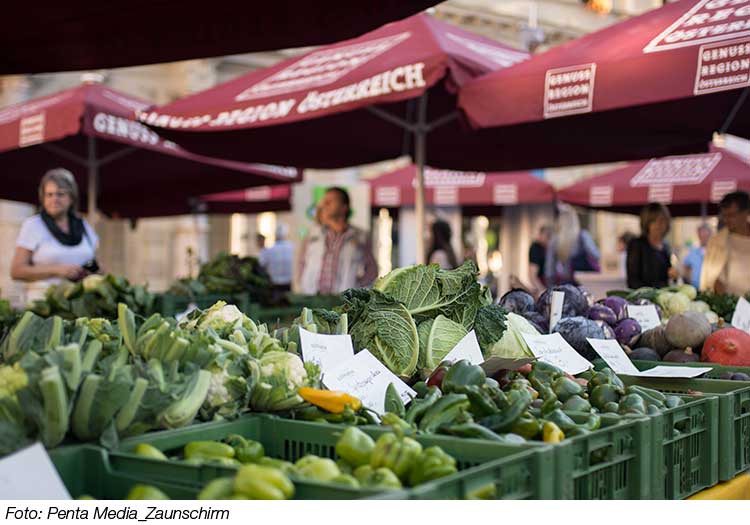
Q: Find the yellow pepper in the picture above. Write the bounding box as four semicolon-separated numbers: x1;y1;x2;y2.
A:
298;387;361;414
542;422;565;443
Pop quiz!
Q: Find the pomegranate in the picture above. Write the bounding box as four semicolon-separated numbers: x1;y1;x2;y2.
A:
701;328;750;366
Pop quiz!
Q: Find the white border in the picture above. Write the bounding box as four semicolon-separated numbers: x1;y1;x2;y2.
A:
543;63;597;119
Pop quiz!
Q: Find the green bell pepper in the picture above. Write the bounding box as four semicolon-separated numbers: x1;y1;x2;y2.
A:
224;434;265;464
409;446;457;486
366;468;403;490
234;464;295;500
442;360;486;392
335;426;375;467
562;395;592;413
197;477;235;500
618;393;647;415
331;474;360;488
184;441;235;460
511;412;543;439
551;376;584;402
412;381;429;398
589;384;623;411
257;457;298;476
370;433;423;482
295;455;341;482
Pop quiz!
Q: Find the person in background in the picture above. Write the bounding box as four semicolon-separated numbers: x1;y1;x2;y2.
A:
11;168;100;302
427;220;458;269
528;225;551;294
617;232;636;278
298;187;377;294
626;203;678;289
259;223;293;294
683;224;712;289
701;191;750;295
545;203;600;286
255;233;266;252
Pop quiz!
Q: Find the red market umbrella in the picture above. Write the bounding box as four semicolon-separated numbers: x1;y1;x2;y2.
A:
138;14;528;261
198;184;292;214
558;148;750;216
0;1;440;74
455;0;750;171
370;164;555;209
0;83;300;219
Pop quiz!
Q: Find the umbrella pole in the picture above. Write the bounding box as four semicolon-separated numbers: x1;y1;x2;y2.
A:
414;93;428;265
87;136;99;227
700;201;708;221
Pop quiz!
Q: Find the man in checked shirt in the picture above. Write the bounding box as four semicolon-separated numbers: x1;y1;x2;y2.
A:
297;187;378;294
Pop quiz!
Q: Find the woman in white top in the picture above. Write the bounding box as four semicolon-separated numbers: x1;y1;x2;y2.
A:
11;168;99;302
427;220;458;270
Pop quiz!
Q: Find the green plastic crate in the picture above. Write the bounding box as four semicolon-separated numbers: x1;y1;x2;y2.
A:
156;292;252;318
624;373;750;482
52;446;201;499
118;415;556;499
619;377;720;499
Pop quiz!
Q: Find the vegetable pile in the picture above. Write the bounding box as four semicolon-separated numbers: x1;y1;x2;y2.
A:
169;252;271;304
0;300;320;455
29;274;155;320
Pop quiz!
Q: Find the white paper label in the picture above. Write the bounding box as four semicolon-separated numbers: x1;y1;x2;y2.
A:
588;337;713;378
587;338;640;375
637;365;713;378
299;328;355;378
522;332;592;375
627;305;662;331
549;291;565;333
732;296;750;334
443;330;484;365
0;443;71;499
324;350;415;414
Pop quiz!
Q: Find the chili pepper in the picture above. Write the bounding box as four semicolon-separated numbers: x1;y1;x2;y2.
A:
544;409;578;434
551;376;584;402
335;426;375;467
409;446;457;486
295;455;341;482
625;386;665;409
597;412;623;427
463;385;499;418
542;421;565;443
384;383;406;418
234;464;295;500
298;387;361;414
588;368;624;390
184;441;235;460
479;395;531;433
618;393;647;415
466;483;497;499
380;412;414;436
589;384;623;411
440;421;502;441
511;413;543;439
529;376;556;401
540;396;562;417
418;393;470;433
198;477;235;500
404;386;441;426
442;360;486;392
133;443;168;461
370;433;423;482
224;434;264;464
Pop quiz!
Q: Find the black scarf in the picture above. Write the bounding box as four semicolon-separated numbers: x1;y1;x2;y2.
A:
41;209;85;246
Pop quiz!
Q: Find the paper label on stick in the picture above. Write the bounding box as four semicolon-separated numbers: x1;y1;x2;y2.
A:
731;296;750;334
443;330;484;365
522;332;592;375
0;443;71;499
627;305;662;331
549;291;565;332
324;350;415;414
587;338;641;375
588;337;713;378
299;328;355;377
